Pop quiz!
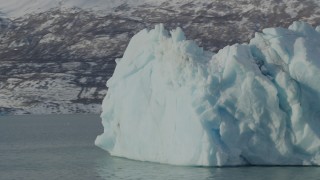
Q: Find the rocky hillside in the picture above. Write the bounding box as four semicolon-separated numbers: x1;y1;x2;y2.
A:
1;0;320;114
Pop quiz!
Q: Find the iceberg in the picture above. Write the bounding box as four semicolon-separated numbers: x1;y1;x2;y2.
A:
95;21;320;166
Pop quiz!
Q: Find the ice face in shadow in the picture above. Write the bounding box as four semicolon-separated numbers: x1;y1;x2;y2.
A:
95;22;320;166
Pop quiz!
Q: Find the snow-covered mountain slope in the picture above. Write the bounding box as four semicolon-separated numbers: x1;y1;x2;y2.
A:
0;0;187;17
0;0;125;17
1;0;320;114
1;0;320;19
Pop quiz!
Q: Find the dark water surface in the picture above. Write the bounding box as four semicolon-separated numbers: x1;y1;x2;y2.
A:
1;114;320;180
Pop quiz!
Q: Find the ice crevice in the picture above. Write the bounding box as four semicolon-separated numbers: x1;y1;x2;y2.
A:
96;21;320;166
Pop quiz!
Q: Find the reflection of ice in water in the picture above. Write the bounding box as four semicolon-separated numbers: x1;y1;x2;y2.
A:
95;153;212;180
95;153;320;180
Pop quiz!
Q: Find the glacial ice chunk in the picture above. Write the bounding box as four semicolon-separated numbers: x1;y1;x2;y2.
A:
95;22;320;166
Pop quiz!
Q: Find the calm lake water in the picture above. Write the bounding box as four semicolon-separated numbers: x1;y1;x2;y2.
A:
1;114;320;180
